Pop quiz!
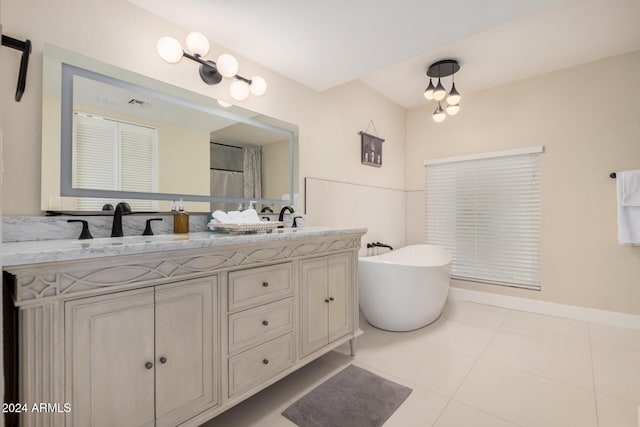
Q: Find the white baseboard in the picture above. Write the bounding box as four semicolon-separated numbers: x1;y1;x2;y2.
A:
448;287;640;330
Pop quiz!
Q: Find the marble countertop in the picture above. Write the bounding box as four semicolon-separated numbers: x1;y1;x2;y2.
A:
1;227;367;267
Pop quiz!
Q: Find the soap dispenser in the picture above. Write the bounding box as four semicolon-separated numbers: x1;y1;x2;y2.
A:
173;198;189;234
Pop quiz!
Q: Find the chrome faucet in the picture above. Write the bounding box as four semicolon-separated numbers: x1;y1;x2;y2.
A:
111;202;132;237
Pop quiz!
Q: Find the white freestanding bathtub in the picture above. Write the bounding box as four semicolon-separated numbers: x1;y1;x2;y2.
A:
359;244;452;331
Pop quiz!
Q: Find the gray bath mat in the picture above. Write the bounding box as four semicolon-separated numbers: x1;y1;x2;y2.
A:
282;364;412;427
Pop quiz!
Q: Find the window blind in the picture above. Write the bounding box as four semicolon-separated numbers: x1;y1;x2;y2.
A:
73;114;118;210
119;122;157;211
425;149;542;290
73;113;157;211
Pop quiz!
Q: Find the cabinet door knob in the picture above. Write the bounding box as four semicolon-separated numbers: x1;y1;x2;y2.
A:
159;356;167;364
262;358;269;365
262;282;269;287
262;320;269;326
329;297;335;301
145;361;153;370
324;298;330;303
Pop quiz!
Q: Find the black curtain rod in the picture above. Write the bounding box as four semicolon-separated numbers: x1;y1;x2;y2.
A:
610;173;617;178
1;34;32;102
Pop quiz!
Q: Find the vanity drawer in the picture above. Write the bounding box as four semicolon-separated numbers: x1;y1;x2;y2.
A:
228;333;295;397
228;263;292;311
229;298;294;354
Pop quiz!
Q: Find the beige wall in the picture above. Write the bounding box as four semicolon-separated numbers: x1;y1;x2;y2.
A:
406;51;640;315
261;138;290;201
0;0;406;247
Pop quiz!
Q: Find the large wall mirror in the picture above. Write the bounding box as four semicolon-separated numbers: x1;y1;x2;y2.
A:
42;45;298;213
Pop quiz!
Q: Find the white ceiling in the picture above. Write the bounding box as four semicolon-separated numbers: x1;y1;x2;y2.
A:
130;0;640;108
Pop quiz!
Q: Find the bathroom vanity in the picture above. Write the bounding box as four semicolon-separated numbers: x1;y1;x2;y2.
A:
2;227;365;426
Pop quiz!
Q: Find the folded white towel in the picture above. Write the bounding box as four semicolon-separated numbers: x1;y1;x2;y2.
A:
620;170;640;206
211;210;232;224
616;171;640;245
240;209;260;223
227;211;242;220
210;209;263;225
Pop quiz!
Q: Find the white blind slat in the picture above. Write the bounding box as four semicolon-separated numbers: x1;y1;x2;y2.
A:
425;151;541;289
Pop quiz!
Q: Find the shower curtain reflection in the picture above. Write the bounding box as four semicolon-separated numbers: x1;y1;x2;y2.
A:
243;146;262;201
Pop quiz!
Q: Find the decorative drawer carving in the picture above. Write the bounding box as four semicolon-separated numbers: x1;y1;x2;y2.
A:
228;263;292;312
228;333;295;398
228;298;293;355
7;236;361;303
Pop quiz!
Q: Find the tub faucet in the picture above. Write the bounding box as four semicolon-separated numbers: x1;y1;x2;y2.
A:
278;206;294;227
111;202;132;237
367;241;393;251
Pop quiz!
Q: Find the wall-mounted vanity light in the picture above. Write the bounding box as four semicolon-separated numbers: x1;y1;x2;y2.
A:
157;32;267;102
423;59;461;123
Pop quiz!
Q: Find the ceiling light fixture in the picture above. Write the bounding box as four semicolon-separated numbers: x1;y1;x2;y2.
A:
157;32;267;102
425;59;461;123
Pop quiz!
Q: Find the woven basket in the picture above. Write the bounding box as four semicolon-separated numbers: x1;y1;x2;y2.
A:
208;221;284;233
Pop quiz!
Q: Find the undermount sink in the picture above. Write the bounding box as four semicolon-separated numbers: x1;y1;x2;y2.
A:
71;234;180;247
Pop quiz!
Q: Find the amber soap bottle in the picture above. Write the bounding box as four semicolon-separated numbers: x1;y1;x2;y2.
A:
173;199;189;233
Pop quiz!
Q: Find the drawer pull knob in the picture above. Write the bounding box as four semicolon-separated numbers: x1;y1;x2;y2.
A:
324;298;330;303
262;320;269;326
159;356;167;364
145;361;153;370
329;297;335;301
262;358;269;365
262;282;269;287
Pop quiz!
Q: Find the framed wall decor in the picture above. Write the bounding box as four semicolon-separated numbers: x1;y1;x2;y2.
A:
360;131;384;168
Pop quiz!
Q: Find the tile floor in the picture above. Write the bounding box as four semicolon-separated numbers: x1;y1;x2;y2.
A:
203;299;640;427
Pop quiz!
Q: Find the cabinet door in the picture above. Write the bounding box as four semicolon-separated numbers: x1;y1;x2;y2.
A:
65;289;155;427
328;253;353;341
155;277;218;427
300;257;330;356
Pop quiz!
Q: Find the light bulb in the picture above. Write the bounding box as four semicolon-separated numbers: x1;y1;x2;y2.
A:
217;100;232;108
216;54;239;78
446;104;460;115
156;37;183;64
186;32;210;56
249;76;267;96
446;82;461;105
229;80;250;101
433;102;446;122
424;79;435;100
433;78;446;101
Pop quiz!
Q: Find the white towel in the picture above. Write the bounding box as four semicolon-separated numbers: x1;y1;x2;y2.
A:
616;171;640;245
620;170;640;206
240;209;260;223
227;211;242;221
210;209;262;225
211;210;232;224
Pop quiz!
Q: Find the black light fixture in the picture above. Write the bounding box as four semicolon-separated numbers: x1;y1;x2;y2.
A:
2;34;32;102
424;59;461;122
157;32;267;103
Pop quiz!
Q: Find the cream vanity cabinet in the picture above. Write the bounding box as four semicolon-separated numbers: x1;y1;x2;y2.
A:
300;253;353;356
2;229;364;427
65;277;217;427
226;263;296;398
